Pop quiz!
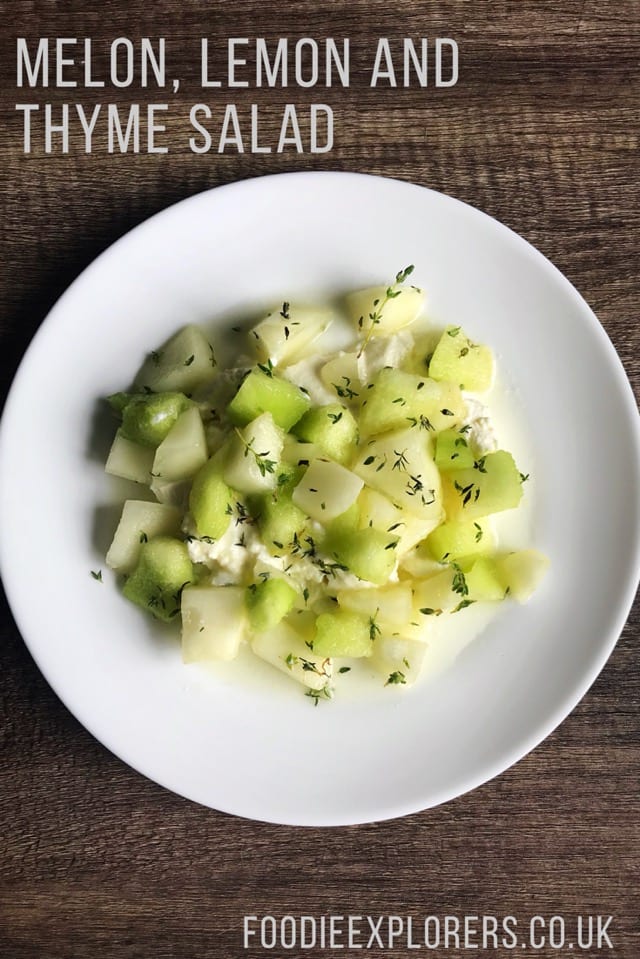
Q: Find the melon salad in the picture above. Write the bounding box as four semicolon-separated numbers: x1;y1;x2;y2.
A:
103;266;548;703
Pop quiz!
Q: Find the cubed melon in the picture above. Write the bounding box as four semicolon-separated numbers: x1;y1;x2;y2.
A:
426;517;494;563
181;585;246;662
352;428;443;522
105;431;154;485
292;458;363;522
254;490;308;556
123;536;194;622
319;353;362;400
135;324;217;393
359;369;465;439
434;428;475;471
292;404;358;465
249;304;332;366
336;584;413;625
442;450;524;520
227;368;310;430
106;500;182;573
325;526;399;585
246;577;298;632
223;412;284;495
314;609;374;658
120;392;193;448
151;406;208;483
464;557;505;602
428;326;494;392
189;453;235;540
251;620;332;691
346;282;425;337
412;568;460;616
495;549;550;602
357;487;439;557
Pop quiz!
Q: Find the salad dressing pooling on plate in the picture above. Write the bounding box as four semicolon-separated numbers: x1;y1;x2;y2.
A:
102;267;548;703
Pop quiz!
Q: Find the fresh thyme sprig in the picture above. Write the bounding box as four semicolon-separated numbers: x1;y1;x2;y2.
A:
357;264;415;358
234;428;277;478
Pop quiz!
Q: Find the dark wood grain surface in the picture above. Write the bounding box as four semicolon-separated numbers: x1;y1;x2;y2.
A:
1;2;638;957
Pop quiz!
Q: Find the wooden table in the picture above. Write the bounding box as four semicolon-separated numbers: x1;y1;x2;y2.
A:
1;2;638;956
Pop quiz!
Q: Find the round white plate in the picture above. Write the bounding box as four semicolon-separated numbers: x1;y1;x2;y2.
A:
1;173;639;826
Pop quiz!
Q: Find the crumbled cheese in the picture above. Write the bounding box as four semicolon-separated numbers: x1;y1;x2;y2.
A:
462;395;498;455
185;508;391;594
357;329;415;383
280;356;336;406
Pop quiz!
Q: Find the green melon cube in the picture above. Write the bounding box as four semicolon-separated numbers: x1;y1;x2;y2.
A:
495;549;550;602
135;324;217;394
227;368;311;430
426;518;494;563
464;557;505;602
255;491;308;556
292;404;358;465
120;392;193;448
314;610;374;658
325;501;361;536
189;454;234;540
443;450;524;520
246;577;298;632
428;326;494;392
326;526;399;585
358;368;465;438
434;428;475;471
122;536;194;622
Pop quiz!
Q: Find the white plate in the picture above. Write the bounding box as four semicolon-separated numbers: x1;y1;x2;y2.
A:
1;172;639;826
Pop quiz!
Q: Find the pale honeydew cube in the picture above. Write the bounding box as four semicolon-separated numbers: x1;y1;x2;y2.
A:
106;500;182;573
135;324;216;393
292;458;363;522
346;284;425;337
357;488;439;558
251;620;332;691
105;431;154;485
319;352;361;399
495;549;550;603
353;429;443;522
372;634;427;686
412;568;459;615
152;406;208;483
336;584;413;625
250;305;333;367
223;412;284;495
181;585;246;662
